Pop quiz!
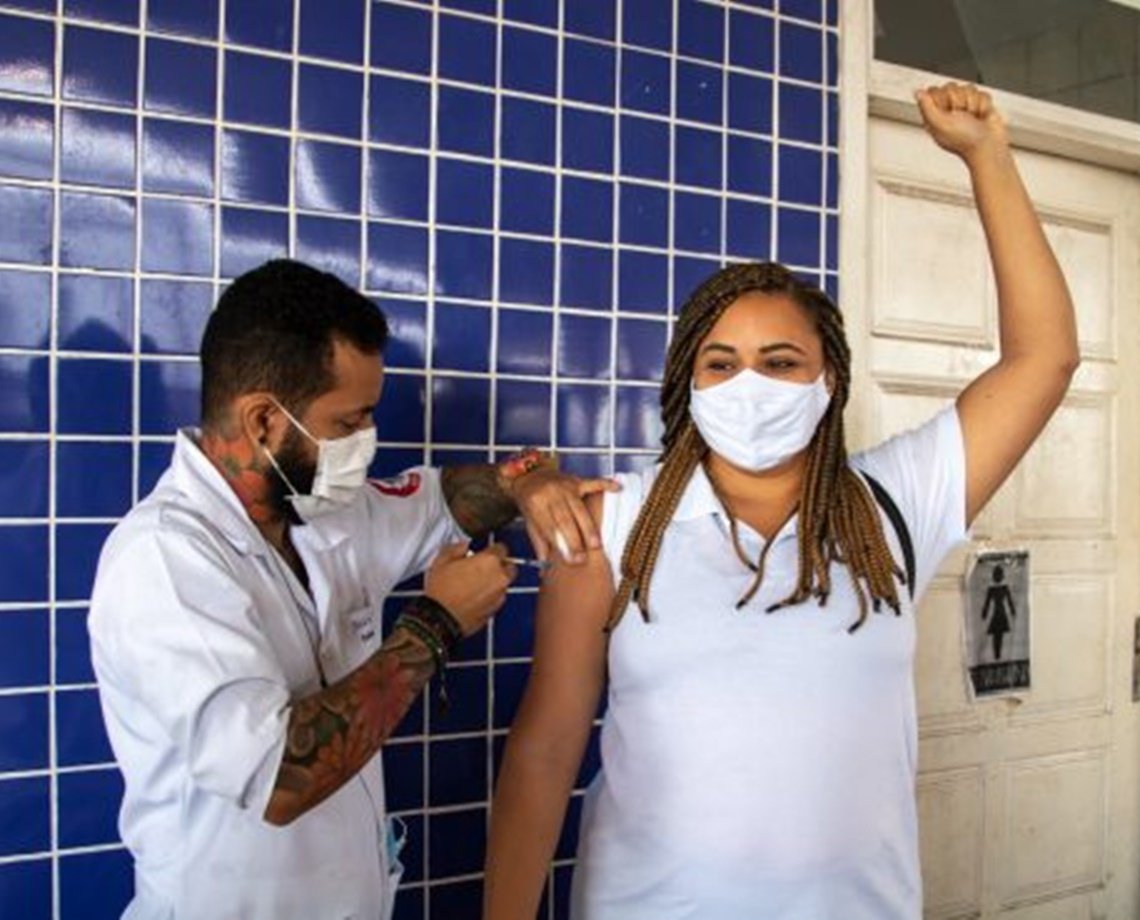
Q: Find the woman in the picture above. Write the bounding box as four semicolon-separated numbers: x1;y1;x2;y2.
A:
484;83;1077;919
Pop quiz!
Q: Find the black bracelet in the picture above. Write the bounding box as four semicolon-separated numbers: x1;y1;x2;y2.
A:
393;613;451;714
395;613;447;665
395;596;465;714
402;596;464;653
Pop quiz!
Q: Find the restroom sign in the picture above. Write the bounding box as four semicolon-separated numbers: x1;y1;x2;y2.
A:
965;550;1030;698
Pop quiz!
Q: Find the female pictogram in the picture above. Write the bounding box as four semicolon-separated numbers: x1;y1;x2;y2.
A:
980;564;1016;660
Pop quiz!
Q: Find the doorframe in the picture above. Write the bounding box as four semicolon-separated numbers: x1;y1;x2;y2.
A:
838;2;1140;913
838;0;1140;446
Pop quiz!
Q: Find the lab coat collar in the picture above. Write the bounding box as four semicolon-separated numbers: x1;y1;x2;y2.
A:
170;429;353;556
171;429;264;555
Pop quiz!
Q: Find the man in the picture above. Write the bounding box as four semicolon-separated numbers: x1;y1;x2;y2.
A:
89;259;612;919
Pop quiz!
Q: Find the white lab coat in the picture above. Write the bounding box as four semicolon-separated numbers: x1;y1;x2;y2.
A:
89;430;463;919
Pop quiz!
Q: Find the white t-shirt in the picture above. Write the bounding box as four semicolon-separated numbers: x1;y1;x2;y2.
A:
571;407;968;920
89;431;463;920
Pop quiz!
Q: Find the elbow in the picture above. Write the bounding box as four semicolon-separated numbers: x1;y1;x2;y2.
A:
504;727;591;792
1052;348;1080;397
1060;348;1081;381
1038;342;1080;392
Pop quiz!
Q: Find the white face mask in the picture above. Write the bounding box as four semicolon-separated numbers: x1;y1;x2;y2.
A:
689;370;831;472
263;400;377;520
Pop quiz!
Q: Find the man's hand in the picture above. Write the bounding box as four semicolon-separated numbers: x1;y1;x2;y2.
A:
915;81;1009;167
508;468;619;565
425;542;517;636
265;541;518;828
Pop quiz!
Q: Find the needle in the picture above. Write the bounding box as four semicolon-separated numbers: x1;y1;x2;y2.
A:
504;556;553;571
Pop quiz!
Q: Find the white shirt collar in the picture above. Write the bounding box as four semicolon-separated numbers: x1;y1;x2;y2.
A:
670;461;799;541
672;462;722;522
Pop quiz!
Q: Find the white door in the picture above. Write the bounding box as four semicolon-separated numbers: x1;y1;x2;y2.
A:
854;113;1140;918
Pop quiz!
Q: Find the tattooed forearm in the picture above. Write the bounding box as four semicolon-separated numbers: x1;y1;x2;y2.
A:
441;464;518;537
263;629;435;826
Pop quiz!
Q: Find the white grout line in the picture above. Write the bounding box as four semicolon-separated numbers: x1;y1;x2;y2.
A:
212;1;226;327
47;4;63;914
665;0;678;338
483;0;503;881
423;2;440;473
770;8;782;265
0;151;839;219
0;0;837;64
287;0;300;257
0;80;835;153
130;11;145;516
720;0;730;268
819;4;830;285
358;0;373;292
419;3;443;908
547;0;564;465
608;0;624;480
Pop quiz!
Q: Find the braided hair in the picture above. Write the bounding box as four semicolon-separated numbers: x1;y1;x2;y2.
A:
607;262;903;633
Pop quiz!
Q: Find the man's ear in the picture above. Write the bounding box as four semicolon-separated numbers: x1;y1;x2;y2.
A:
234;393;281;448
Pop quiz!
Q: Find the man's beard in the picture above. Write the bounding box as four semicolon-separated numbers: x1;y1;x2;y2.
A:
267;426;317;526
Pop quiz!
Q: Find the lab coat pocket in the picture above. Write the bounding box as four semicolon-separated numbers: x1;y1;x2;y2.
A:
382;815;407;920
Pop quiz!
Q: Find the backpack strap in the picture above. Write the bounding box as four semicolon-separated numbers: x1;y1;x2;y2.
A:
861;472;916;601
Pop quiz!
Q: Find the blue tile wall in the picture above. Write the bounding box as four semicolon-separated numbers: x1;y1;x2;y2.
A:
0;0;838;916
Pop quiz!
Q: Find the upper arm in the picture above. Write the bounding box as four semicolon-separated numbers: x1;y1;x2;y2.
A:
360;467;465;579
855;409;969;599
956;358;1072;525
507;493;611;756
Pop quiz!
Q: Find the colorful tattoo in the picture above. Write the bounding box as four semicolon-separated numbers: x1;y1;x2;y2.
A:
498;447;549;481
200;429;280;526
440;464;519;537
265;629;435;824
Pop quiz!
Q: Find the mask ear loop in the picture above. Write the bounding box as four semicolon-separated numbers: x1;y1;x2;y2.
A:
261;442;303;499
269;397;319;446
261;397;318;500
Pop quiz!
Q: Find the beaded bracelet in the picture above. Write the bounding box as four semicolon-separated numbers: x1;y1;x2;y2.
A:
394;614;451;712
394;597;465;712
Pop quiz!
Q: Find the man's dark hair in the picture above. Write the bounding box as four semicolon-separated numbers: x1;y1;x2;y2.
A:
200;259;388;427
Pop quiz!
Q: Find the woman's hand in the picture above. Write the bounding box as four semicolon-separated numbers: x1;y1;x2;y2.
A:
915;81;1009;167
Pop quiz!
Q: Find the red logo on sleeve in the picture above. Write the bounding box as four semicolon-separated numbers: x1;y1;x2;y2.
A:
368;472;422;498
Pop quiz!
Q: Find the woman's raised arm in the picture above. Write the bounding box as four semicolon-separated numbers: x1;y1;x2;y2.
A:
917;82;1079;526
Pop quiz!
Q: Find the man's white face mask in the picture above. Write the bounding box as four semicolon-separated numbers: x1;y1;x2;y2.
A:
262;399;377;520
688;369;831;472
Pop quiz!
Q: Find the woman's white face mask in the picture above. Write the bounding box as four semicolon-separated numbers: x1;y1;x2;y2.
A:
262;399;377;520
688;370;831;472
